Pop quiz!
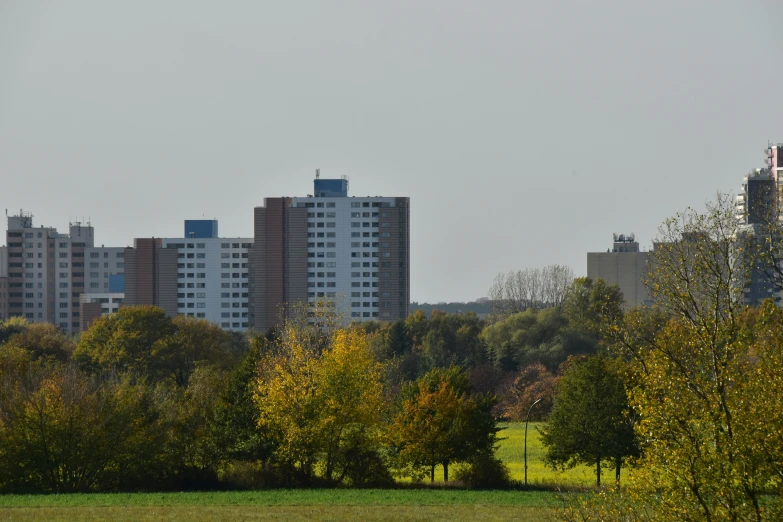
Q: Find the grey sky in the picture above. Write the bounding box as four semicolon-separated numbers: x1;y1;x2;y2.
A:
1;0;782;303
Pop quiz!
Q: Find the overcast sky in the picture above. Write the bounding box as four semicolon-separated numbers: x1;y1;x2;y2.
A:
2;1;783;303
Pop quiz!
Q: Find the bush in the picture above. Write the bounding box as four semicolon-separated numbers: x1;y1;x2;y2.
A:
453;454;511;489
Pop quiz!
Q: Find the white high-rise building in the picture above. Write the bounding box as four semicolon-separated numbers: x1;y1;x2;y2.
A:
160;220;252;330
249;176;410;330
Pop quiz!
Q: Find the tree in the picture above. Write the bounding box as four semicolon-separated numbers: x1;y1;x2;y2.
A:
211;339;272;465
73;306;178;381
2;323;74;361
576;194;783;521
74;307;234;386
389;366;500;483
254;324;388;485
563;277;625;339
541;353;637;486
502;363;558;422
480;308;595;371
171;315;234;386
0;358;163;492
0;317;29;346
488;265;574;319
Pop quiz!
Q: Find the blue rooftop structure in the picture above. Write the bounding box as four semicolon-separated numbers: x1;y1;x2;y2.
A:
314;177;348;197
184;220;218;238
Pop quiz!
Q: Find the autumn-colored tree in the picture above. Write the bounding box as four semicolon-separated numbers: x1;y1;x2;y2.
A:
0;317;28;346
254;323;388;485
2;323;74;362
389;366;500;483
502;363;558;421
0;356;163;492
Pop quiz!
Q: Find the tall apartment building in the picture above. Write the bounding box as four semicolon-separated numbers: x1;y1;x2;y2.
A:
1;211;125;334
0;246;7;320
123;220;252;330
249;176;410;330
587;234;651;309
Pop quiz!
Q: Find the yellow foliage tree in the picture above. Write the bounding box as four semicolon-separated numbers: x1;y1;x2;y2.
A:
254;323;388;485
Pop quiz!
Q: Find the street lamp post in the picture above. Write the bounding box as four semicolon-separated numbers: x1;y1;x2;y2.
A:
524;398;543;487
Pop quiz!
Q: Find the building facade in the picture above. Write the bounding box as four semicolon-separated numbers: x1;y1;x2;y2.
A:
123;221;252;330
79;292;124;331
2;212;125;334
587;234;651;309
249;176;410;330
0;246;7;320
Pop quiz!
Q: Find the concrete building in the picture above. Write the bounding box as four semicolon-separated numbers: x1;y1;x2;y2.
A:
79;292;124;331
123;220;252;330
249;175;410;330
0;246;7;320
2;211;124;334
587;234;651;309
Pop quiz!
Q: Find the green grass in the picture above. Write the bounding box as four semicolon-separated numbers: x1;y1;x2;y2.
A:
0;490;564;521
497;422;599;488
0;490;557;507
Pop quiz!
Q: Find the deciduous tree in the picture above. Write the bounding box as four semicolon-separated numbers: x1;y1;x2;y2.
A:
541;353;637;486
389;366;500;483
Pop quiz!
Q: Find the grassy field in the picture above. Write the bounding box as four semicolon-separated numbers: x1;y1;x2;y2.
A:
0;490;565;521
497;422;599;487
0;422;594;521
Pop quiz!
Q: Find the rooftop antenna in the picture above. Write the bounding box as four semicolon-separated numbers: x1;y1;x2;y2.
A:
316;168;320;179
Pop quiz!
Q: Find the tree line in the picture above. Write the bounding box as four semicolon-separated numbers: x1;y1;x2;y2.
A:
0;269;624;493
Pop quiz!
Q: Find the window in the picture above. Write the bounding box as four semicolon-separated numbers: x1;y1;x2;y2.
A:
196;243;205;248
196;253;206;258
221;242;230;248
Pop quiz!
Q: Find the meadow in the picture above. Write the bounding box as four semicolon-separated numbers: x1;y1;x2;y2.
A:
0;422;594;521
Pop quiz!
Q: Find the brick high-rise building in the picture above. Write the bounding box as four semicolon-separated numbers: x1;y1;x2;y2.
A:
249;175;410;331
123;238;179;317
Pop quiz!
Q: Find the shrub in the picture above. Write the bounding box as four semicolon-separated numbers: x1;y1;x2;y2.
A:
453;454;511;489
